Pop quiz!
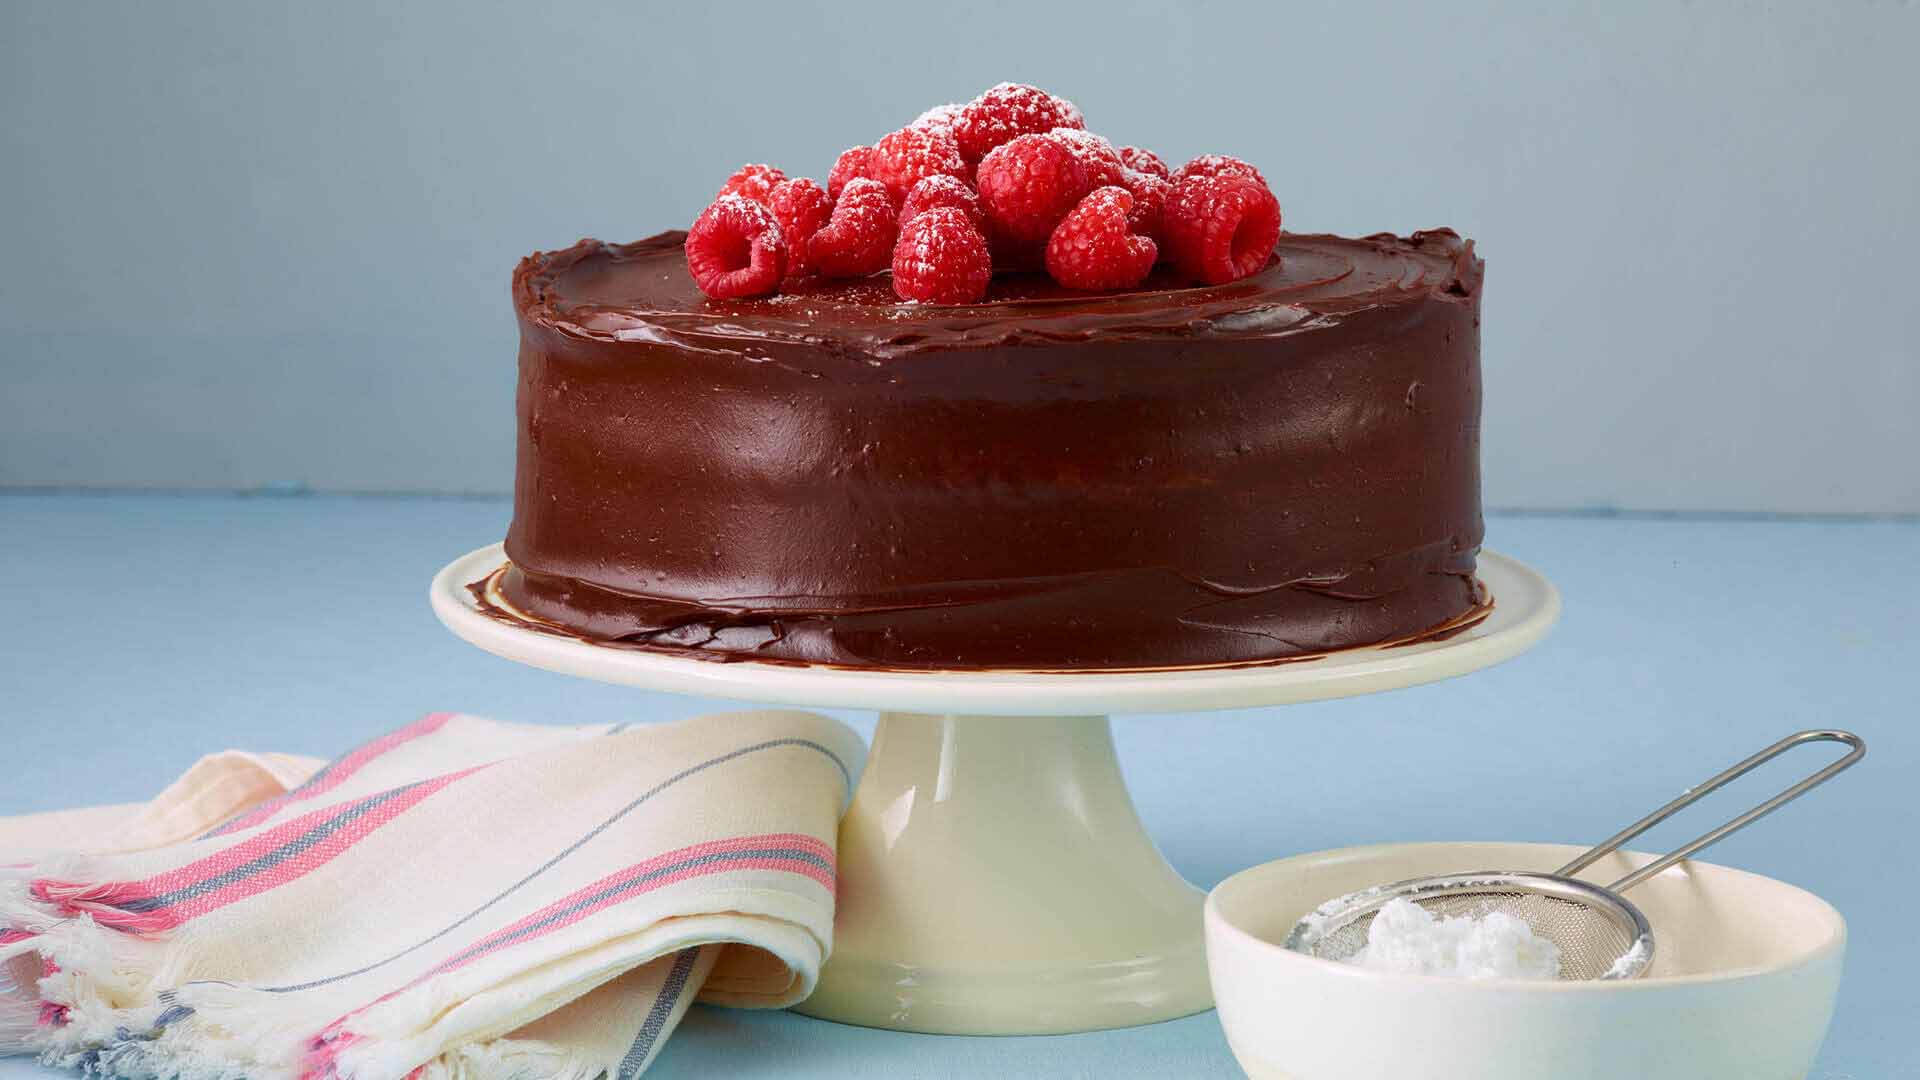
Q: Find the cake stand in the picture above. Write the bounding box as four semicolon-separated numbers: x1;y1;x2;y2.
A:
430;545;1558;1035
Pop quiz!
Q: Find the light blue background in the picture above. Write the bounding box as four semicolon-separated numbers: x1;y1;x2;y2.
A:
3;1;1917;512
0;494;1911;1077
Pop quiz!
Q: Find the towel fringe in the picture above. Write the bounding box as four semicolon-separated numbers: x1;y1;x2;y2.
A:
28;878;176;936
0;883;274;1078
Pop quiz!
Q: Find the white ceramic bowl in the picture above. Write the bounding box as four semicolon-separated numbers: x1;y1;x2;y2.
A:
1205;842;1845;1080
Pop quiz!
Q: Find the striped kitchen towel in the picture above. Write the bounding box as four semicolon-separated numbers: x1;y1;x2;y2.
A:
0;709;862;1079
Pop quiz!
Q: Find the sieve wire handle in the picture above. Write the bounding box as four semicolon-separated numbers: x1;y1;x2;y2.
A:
1553;729;1865;894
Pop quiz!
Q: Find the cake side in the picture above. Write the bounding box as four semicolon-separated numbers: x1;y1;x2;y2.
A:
499;230;1485;670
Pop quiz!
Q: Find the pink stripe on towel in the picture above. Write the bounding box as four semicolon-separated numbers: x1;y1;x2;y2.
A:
31;764;487;933
208;712;455;837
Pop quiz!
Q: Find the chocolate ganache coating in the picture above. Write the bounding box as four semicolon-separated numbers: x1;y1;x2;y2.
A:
500;229;1485;670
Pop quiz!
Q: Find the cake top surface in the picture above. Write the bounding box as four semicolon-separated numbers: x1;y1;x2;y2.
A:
516;229;1481;358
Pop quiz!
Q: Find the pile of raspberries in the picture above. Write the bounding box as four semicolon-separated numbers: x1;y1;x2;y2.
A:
683;83;1282;304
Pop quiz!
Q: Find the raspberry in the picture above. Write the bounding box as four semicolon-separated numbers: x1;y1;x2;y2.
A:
976;133;1091;263
1164;173;1282;284
1045;186;1157;290
868;125;968;203
828;146;872;200
716;163;788;206
899;174;986;234
1172;154;1266;187
1054;96;1085;130
1118;146;1170;180
910;102;965;134
952;82;1085;165
892;206;992;304
1117;168;1171;247
765;178;833;279
685;195;787;299
809;178;898;278
1048;128;1125;189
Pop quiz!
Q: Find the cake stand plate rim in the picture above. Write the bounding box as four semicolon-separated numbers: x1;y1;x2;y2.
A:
424;541;1559;711
430;544;1558;715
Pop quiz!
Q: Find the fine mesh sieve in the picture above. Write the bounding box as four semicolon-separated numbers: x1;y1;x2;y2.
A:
1284;729;1865;980
1293;873;1651;979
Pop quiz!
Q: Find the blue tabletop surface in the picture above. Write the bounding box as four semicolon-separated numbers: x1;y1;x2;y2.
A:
0;493;1910;1078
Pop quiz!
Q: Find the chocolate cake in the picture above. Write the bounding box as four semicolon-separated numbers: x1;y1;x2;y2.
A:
494;228;1485;671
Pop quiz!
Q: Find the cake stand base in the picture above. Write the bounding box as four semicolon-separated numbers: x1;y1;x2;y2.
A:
430;545;1559;1036
793;712;1207;1034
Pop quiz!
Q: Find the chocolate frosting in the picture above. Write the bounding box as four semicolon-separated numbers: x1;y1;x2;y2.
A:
500;229;1486;671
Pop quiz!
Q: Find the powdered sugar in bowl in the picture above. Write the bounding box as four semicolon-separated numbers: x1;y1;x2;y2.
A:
1204;841;1846;1080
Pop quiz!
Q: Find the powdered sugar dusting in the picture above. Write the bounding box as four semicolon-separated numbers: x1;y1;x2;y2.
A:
1604;935;1652;979
1344;898;1563;980
911;103;965;133
869;125;968;201
952;83;1085;164
1047;127;1124;187
892;206;991;303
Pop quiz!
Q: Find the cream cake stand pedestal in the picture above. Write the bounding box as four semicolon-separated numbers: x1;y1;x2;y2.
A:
431;545;1558;1036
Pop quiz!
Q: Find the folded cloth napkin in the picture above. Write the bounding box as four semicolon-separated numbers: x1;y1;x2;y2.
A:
0;709;862;1079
